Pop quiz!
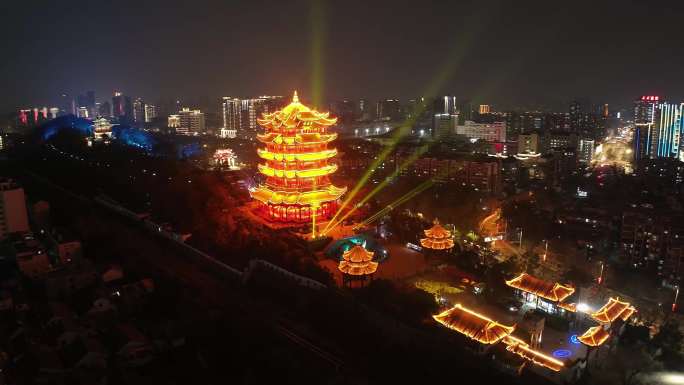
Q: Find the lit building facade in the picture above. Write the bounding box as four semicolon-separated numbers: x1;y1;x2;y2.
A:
93;117;112;140
432;113;457;139
633;95;660;161
577;138;595;164
518;133;540;154
0;179;30;238
171;108;205;135
455;121;506;143
479;104;491;114
250;92;346;223
656;102;684;160
112;91;133;123
144;103;157;123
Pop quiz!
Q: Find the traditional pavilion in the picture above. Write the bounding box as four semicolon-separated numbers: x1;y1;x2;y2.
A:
433;304;565;372
590;297;636;324
506;273;575;315
433;304;515;344
420;219;454;250
338;244;378;287
251;91;346;223
577;326;611;347
503;335;564;372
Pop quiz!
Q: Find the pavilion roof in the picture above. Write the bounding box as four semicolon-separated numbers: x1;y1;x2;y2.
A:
578;326;610;347
342;245;374;263
505;273;575;303
338;245;378;276
558;302;577;312
433;304;514;344
423;219;451;239
257;91;337;132
591;297;633;324
503;336;564;372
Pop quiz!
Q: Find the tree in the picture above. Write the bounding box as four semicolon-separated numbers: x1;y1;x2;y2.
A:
651;320;684;370
592;344;662;385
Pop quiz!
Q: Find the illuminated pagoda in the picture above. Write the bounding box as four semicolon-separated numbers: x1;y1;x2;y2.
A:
338;244;379;287
420;219;454;250
251;91;346;223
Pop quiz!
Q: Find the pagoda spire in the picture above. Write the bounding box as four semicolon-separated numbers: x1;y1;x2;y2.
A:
292;90;299;103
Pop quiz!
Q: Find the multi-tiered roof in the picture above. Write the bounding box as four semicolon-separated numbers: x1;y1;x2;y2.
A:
338;245;378;276
420;219;454;250
251;92;346;222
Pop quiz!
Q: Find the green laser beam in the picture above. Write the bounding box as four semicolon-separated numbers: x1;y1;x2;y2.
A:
354;179;435;229
323;143;430;232
324;40;477;233
310;0;325;108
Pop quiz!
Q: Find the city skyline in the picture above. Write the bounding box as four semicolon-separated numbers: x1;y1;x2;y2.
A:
2;0;684;112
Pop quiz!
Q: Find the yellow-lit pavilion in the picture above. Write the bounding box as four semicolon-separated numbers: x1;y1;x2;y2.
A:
420;219;454;250
338;244;378;287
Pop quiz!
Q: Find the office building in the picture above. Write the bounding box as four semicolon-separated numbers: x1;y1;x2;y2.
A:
171;108;205;135
633;95;660;161
517;133;540;154
98;101;112;118
434;96;457;115
220;95;285;139
455;121;506;143
77;91;96;118
577;138;595;164
0;178;30;239
133;98;146;124
77;107;89;118
376;99;401;121
112;91;133;123
144;104;157;123
656;102;684;160
432;113;456;139
221;97;240;134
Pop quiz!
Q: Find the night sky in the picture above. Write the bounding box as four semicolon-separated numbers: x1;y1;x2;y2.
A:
2;0;683;111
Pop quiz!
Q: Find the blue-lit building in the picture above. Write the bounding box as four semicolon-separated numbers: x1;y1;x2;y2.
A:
656;102;684;160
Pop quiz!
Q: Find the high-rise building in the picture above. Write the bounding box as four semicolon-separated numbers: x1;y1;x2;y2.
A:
60;93;76;116
219;96;285;139
432;113;457;139
77;91;96;118
453;100;473;125
577;138;595;164
518;133;540;154
655;102;684;160
98;101;112;118
144;104;157;123
112;91;133;123
633;95;660;161
77;107;89;118
221;97;240;133
171;108;205;135
0;178;30;239
434;96;457;115
455;121;506;143
133;98;146;124
376;99;401;121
